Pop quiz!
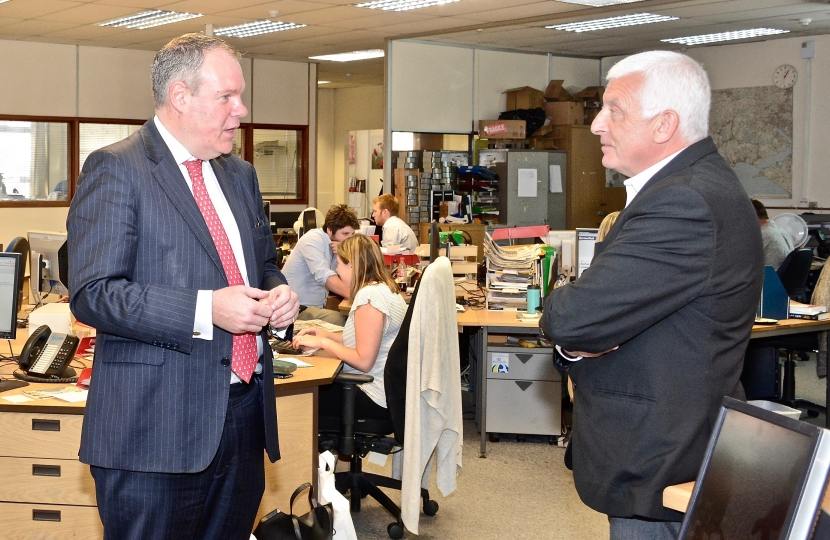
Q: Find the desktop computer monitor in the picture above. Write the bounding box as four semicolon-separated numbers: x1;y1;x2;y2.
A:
574;228;598;279
27;231;69;304
678;397;830;540
0;252;21;340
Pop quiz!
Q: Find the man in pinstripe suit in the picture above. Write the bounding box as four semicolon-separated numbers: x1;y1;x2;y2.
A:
67;34;299;540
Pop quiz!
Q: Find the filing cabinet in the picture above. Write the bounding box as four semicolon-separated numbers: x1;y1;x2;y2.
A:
485;347;562;437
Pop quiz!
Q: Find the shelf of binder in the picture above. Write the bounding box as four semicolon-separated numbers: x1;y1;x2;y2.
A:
457;165;500;224
484;232;544;311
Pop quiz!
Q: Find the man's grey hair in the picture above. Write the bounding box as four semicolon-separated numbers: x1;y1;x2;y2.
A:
606;50;710;143
151;33;240;109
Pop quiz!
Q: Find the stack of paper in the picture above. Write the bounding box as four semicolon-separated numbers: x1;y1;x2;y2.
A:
789;301;830;320
484;233;542;310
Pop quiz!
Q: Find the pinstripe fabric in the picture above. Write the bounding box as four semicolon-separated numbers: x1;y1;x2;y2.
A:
68;119;281;475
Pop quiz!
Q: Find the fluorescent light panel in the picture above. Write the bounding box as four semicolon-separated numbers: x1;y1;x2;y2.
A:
662;28;789;46
98;10;202;30
318;81;331;84
214;20;306;38
556;0;645;6
547;13;678;33
310;49;385;62
354;0;460;11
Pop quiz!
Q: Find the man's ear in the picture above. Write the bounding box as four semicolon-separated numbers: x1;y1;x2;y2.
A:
653;109;680;144
168;80;190;114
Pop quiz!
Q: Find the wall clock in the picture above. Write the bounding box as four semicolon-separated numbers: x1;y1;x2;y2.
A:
773;64;797;89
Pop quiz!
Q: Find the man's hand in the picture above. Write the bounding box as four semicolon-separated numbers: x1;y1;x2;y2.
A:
263;284;300;330
213;286;272;334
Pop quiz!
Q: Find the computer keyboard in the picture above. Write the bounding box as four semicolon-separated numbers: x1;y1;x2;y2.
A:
270;340;304;356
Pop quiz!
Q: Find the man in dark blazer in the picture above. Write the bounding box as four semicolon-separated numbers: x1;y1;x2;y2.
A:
541;51;764;539
67;34;299;540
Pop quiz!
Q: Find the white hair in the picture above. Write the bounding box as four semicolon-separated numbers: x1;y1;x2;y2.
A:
606;50;710;143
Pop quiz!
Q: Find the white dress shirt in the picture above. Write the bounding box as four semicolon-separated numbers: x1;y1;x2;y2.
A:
154;116;262;382
623;149;684;207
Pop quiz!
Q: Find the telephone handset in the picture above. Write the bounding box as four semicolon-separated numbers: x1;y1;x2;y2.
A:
17;325;79;380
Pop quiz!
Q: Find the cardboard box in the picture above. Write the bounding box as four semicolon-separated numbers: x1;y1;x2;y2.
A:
584;107;601;126
544;101;584;125
573;85;605;103
544;80;573;102
503;86;544;111
531;124;554;138
29;302;75;336
479;119;526;139
529;138;558;150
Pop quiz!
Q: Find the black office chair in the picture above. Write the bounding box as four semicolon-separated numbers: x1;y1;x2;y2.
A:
749;247;824;417
5;237;29;307
777;247;813;303
319;271;440;539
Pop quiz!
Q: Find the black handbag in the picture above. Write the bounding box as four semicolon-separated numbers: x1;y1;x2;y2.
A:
254;482;334;540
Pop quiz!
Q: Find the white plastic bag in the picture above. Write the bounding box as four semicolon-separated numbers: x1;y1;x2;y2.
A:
318;451;357;540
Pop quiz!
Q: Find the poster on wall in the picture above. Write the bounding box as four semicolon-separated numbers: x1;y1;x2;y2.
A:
349;134;356;165
710;86;793;199
371;142;384;169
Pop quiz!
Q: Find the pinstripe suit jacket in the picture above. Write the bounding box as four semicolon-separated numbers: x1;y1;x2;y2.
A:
68;120;281;473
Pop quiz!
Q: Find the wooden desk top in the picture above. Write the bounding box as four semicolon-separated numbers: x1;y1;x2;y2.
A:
664;481;830;514
750;317;830;338
0;332;341;414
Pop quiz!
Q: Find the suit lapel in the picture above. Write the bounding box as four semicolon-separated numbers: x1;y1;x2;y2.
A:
140;121;228;282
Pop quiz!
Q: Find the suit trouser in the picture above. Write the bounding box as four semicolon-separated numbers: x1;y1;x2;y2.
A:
609;516;681;540
91;377;266;540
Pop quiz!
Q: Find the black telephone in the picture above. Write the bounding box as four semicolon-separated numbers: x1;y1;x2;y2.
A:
16;325;79;381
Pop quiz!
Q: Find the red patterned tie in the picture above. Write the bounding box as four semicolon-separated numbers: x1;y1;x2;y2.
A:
185;159;258;383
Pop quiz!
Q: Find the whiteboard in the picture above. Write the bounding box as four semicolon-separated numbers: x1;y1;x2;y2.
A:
389;41;474;133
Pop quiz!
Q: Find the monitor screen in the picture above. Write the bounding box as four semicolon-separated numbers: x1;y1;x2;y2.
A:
679;397;830;540
272;211;299;231
0;252;21;340
574;228;598;279
27;231;69;303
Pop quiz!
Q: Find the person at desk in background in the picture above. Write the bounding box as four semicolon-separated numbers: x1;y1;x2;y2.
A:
282;204;359;325
752;198;794;269
67;33;299;540
540;50;764;540
372;193;418;252
293;234;407;421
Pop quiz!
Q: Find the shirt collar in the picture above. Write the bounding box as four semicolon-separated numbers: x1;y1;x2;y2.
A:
154;115;197;165
623;148;684;207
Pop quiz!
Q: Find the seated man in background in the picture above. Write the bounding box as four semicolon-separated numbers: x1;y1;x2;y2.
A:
372;194;418;252
282;204;359;325
752;199;793;269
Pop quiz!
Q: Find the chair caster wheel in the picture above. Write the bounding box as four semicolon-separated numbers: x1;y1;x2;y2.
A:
488;433;500;443
807;410;820;418
516;434;526;443
423;500;439;516
387;522;404;539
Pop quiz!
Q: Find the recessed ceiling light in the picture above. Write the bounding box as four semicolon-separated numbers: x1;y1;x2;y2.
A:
318;81;331;84
546;13;678;33
214;20;306;38
661;28;790;46
354;0;460;11
98;10;202;30
309;49;385;62
555;0;645;6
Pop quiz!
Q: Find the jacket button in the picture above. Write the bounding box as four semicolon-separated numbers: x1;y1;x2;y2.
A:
221;358;230;367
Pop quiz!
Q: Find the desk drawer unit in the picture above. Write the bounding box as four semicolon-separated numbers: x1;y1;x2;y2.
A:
0;501;103;539
486;347;562;436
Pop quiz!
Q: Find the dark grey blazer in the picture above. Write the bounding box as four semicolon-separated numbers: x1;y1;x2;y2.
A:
541;137;764;520
68;120;282;473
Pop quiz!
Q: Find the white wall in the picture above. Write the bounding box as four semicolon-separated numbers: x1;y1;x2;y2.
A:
602;34;830;210
0;39;316;247
316;85;385;213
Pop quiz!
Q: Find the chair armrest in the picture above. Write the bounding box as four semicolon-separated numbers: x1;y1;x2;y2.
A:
334;373;374;385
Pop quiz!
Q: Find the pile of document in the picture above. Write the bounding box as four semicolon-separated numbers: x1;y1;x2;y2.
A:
484;233;542;310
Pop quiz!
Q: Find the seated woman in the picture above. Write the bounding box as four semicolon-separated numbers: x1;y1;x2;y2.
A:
293;234;408;421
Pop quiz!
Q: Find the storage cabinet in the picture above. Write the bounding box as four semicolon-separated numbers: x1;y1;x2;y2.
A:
485;347;562;438
550;125;626;229
0;411;103;538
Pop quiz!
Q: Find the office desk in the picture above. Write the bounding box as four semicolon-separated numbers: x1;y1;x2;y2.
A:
0;333;340;539
663;480;830;514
